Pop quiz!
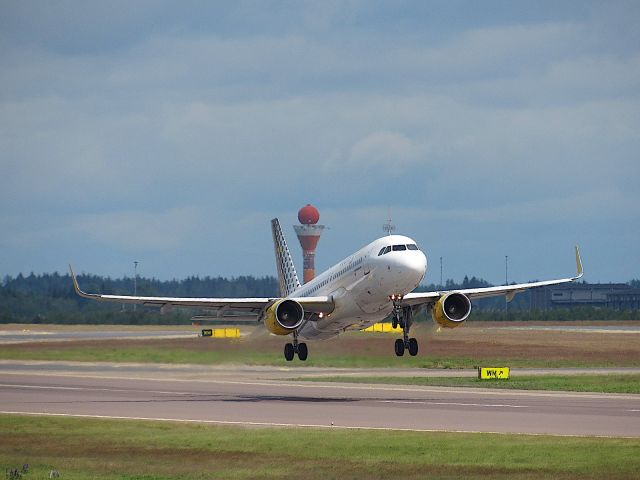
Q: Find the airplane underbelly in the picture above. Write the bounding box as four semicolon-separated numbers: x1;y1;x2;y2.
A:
354;270;390;314
299;292;366;340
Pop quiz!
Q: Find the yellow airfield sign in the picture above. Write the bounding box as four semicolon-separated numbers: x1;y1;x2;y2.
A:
201;328;240;338
478;367;510;380
362;323;402;333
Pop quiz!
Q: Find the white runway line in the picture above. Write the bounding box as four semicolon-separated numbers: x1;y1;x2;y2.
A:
1;410;636;439
1;371;637;400
0;383;195;396
378;400;527;408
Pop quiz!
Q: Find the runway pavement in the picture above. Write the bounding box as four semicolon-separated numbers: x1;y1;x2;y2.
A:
0;328;196;344
4;323;639;345
488;325;640;333
1;361;638;437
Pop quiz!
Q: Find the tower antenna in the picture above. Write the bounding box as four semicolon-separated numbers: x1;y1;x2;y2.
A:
382;208;395;236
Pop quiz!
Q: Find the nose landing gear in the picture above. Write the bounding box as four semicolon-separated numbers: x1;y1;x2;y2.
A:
392;301;419;357
284;331;308;361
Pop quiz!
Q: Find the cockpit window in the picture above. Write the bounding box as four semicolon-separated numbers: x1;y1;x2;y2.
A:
383;246;391;254
407;244;419;251
378;247;386;256
392;245;407;251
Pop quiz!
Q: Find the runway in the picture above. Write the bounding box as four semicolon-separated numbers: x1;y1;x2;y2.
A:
0;327;195;344
1;361;638;437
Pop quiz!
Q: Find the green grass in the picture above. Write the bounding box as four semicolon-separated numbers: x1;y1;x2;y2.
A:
0;344;291;367
0;343;636;369
1;415;639;479
295;374;640;394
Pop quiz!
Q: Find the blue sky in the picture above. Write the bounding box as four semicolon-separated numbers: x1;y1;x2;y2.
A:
1;1;638;285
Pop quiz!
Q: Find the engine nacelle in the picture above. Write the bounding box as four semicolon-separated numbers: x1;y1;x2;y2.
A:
264;299;305;335
431;292;472;328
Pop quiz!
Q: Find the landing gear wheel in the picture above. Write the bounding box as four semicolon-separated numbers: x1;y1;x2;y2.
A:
394;338;405;356
284;343;295;361
391;302;419;358
298;342;308;361
408;338;418;356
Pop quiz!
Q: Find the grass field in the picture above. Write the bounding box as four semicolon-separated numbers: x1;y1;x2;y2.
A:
1;415;639;480
295;373;640;394
1;321;639;368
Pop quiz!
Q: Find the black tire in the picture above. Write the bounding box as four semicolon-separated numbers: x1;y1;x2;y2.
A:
298;342;308;361
392;317;398;329
408;338;418;356
284;343;295;361
394;338;405;356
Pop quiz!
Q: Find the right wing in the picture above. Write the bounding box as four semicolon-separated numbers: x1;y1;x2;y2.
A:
69;265;334;318
70;265;274;317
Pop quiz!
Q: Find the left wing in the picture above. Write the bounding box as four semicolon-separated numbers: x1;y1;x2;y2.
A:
401;246;584;308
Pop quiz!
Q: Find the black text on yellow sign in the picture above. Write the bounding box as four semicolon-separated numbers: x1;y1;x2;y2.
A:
478;367;510;380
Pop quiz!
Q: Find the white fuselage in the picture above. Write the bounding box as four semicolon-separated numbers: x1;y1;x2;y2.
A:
291;235;427;340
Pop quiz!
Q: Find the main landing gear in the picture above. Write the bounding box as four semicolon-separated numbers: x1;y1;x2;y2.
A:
392;300;419;357
284;331;308;361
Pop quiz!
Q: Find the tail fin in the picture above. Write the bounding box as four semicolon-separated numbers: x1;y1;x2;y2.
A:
271;218;301;297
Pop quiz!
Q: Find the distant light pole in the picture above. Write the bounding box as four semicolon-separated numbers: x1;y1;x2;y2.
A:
133;261;139;312
440;256;443;289
505;255;509;318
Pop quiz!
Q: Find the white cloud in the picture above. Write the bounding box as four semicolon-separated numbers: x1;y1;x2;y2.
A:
68;207;201;250
323;131;424;173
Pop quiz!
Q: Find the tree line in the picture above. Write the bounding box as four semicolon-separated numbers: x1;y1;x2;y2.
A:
1;272;639;324
0;272;278;324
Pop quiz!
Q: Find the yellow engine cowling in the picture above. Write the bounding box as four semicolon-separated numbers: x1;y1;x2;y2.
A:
264;299;305;335
431;292;472;328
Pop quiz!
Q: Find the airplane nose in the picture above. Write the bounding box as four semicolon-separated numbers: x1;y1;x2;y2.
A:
393;251;427;287
413;251;428;281
373;248;428;296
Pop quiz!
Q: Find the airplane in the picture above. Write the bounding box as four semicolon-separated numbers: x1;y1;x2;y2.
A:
70;218;583;361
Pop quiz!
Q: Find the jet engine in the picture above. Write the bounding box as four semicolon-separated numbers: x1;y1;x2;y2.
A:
431;292;472;328
264;299;305;335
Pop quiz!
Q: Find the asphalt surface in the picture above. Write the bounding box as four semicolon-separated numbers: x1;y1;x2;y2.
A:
489;325;640;333
3;323;640;345
0;329;196;344
1;361;638;437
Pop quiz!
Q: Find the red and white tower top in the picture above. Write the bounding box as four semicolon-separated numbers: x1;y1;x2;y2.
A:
293;204;325;284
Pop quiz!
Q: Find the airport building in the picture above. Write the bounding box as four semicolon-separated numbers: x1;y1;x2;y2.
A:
530;283;640;310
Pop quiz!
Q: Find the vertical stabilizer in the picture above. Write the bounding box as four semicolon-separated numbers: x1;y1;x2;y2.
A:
271;218;301;297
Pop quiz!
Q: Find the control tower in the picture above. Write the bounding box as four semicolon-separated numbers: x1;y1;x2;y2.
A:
294;204;325;284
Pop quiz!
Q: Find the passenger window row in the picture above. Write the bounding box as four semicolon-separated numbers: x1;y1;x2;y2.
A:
305;257;365;296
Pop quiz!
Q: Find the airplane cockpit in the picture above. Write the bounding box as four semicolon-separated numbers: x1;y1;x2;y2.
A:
377;243;420;256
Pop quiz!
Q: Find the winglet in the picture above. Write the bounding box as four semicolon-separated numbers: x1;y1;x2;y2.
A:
69;264;92;299
574;246;584;279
